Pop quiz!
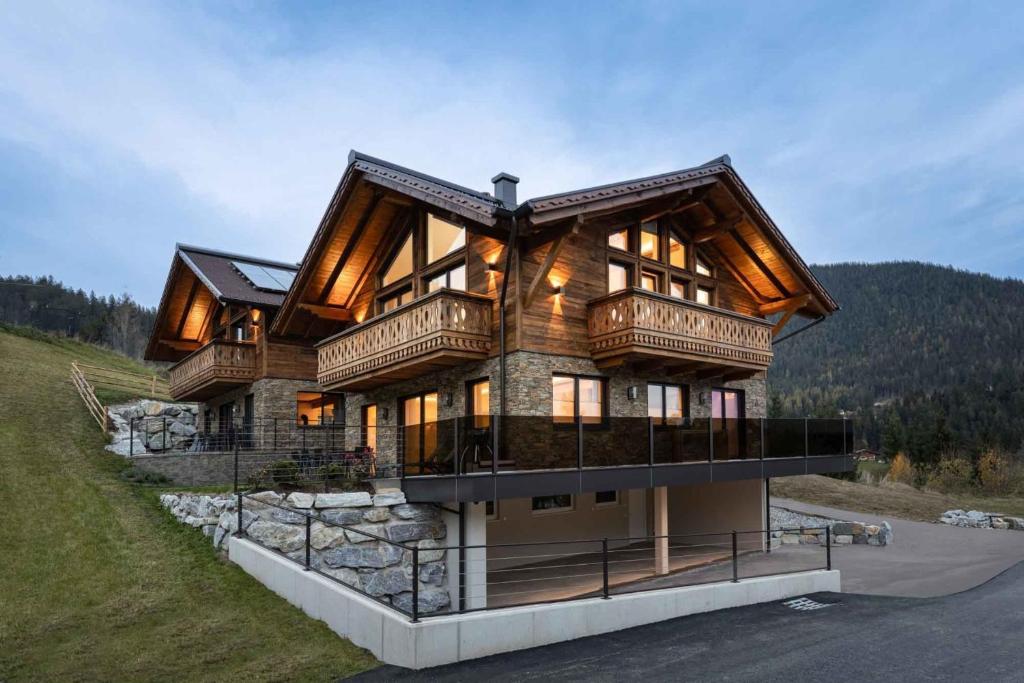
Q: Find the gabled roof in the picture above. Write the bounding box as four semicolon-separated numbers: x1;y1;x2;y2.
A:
176;243;298;308
350;151;506;225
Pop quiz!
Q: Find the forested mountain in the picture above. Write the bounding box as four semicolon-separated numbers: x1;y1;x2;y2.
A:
769;262;1024;461
0;275;156;359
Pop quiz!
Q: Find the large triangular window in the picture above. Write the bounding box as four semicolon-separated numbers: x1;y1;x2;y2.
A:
382;233;414;287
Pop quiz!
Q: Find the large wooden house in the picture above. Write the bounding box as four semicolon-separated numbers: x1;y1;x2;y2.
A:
145;244;341;444
261;150;850;599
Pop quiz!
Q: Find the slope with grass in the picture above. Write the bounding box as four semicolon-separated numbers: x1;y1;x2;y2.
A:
0;328;377;681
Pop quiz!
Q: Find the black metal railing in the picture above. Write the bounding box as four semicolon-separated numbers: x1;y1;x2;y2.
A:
395;416;853;478
232;489;833;622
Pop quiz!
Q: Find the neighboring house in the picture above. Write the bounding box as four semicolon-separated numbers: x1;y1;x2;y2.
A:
145;244;342;448
261;150;850;603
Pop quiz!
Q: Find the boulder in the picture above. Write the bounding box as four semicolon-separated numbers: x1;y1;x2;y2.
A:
319;509;365;526
270;508;307;525
850;523;865;536
415;539;446;563
372;489;406;507
388;522;446;543
249;491;284;506
322;544;404;569
834;535;853;545
168;421;197;437
391;504;441;522
799;534;821;545
310;525;348;550
865;525;881;536
880;521;894;544
345;524;386;544
781;534;800;545
105;439;147;456
315;492;372;509
831;522;855;536
391;588;450;615
143;401;165;417
853;534;868;545
286;492;316;509
363;507;391;523
286;548;322;570
362;567;413;597
966;510;988;522
161;405;182;417
418;561;446;585
321;566;361;588
213;525;228;549
246;521;305;553
219;509;258;533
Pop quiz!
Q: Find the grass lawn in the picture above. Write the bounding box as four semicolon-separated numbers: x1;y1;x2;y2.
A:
0;328;377;681
773;474;1024;522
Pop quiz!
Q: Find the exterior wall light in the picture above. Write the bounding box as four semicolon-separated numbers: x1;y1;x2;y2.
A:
442;392;454;407
486;262;500;273
552;284;566;297
626;386;639;400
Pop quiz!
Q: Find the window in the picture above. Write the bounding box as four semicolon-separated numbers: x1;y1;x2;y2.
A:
670;279;687;300
532;494;573;513
595;490;619;506
467;378;490;429
695;255;712;277
640;270;660;292
485;500;498;520
712;389;745;459
296;392;344;426
608;261;631;293
552;375;606;425
361;404;377;452
401;391;439;473
639;220;659;260
380;287;412;312
696;286;713;306
426;263;466;292
608;227;629;251
426;214;465;264
648;383;686;425
382;233;414;287
669;231;686;269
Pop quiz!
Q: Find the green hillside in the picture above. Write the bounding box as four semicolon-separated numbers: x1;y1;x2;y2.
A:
0;327;375;681
770;262;1024;461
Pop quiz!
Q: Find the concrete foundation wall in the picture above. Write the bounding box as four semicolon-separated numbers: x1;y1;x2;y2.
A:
229;536;839;670
666;479;766;550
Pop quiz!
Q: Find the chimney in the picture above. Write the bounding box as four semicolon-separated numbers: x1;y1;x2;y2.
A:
491;172;520;208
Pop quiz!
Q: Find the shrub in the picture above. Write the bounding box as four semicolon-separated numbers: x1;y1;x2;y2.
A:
118;466;170;486
886;452;915;485
978;449;1013;495
926;452;974;493
250;459;301;488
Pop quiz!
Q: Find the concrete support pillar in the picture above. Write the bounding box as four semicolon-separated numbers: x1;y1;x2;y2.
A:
447;501;488;610
654;486;669;575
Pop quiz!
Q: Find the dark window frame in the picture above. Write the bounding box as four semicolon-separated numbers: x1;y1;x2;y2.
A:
551;373;609;429
648;382;690;427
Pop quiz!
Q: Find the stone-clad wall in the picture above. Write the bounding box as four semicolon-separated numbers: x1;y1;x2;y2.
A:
340;350;766;467
161;489;451;614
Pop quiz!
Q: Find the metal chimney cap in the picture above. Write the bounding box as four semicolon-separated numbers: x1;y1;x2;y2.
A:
490;171;520;184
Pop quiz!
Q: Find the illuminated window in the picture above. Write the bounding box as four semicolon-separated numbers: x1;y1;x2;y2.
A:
669;231;686;269
382;233;414;287
296;392;344;426
640;221;659;260
695;256;712;277
426;214;465;264
641;270;659;292
608;262;631;292
380;287;412;312
649;383;686;425
608;227;629;251
552;375;605;425
532;494;573;513
468;379;490;429
402;391;438;474
670;279;687;300
696;286;713;305
426;264;466;292
362;404;377;451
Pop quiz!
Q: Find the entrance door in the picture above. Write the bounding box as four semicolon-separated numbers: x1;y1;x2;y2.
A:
711;389;744;459
465;379;491;472
401;391;438;475
218;402;235;450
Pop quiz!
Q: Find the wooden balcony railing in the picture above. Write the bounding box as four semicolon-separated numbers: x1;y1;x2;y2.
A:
168;339;257;400
587;288;773;372
318;289;493;391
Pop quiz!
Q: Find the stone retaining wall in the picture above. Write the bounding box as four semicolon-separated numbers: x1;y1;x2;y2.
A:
106;399;199;456
770;505;893;546
160;489;451;614
940;509;1024;530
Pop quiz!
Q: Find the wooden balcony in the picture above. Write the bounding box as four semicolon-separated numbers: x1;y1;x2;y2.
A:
168;339;257;401
587;288;773;376
318;289;493;391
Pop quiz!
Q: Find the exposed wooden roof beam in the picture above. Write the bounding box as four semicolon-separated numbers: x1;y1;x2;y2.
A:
318;190;384;305
344;207;416;310
299;303;353;322
639;187;712;223
759;293;812;316
702;241;770;304
692;216;742;244
195;298;218;343
728;230;792;298
173;277;201;340
772;307;799;337
521;221;579;309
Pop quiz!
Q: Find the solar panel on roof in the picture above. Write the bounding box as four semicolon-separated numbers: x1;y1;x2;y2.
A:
261;266;296;290
232;260;291;292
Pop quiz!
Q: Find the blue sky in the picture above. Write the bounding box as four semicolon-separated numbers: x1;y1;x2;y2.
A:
1;1;1022;306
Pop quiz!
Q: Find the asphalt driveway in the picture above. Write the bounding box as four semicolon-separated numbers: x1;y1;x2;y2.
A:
774;497;1024;597
352;560;1024;682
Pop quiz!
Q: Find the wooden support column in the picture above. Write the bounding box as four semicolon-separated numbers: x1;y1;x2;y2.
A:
654;486;669;576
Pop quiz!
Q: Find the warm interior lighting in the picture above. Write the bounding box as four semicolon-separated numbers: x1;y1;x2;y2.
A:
354;307;368;323
250;308;262;322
